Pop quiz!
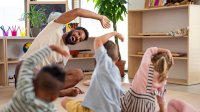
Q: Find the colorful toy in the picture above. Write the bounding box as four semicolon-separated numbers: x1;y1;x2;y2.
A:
0;26;10;36
10;25;19;36
19;27;26;36
23;42;32;53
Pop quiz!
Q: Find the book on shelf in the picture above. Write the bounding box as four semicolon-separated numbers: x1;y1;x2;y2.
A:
146;0;167;8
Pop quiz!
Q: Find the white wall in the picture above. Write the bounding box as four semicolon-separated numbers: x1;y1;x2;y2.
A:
128;0;145;10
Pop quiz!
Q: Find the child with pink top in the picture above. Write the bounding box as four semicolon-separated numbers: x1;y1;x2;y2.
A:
120;47;173;112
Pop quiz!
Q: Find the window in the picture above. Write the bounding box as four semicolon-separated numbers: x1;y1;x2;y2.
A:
0;0;25;36
80;1;128;69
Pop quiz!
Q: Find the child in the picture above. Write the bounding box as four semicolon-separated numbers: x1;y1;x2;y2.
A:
61;31;125;112
1;45;68;112
168;99;199;112
120;47;173;112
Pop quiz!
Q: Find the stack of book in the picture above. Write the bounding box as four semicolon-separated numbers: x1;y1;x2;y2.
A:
146;0;167;8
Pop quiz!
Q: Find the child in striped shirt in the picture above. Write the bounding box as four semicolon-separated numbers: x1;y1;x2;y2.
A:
120;47;173;112
1;45;68;112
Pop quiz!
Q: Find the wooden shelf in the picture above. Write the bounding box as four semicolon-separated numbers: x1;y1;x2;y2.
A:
29;1;66;4
129;5;189;12
129;54;188;60
128;4;200;85
167;78;187;85
7;60;19;64
8;78;15;83
6;37;35;40
129;35;188;38
0;62;4;64
129;55;145;58
69;57;95;60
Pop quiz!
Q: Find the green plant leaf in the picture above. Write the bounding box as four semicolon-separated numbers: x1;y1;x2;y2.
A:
21;5;47;28
88;0;128;60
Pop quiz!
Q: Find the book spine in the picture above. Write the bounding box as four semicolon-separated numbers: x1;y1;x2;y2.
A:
155;0;159;6
151;0;155;7
159;0;163;6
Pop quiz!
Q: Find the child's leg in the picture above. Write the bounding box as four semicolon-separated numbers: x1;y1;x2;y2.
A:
61;98;93;112
167;99;198;112
63;68;84;88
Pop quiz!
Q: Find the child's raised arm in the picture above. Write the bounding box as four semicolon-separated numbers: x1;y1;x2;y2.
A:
94;31;124;50
157;48;173;64
49;45;69;57
17;45;69;93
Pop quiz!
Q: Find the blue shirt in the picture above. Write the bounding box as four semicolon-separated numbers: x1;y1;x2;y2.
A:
82;46;124;112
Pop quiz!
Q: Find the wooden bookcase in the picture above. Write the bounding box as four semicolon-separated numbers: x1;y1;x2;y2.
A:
0;37;34;86
128;5;200;85
6;37;35;85
66;38;95;74
0;36;95;86
0;38;6;86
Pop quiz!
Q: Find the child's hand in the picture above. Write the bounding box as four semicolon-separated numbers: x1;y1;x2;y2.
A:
116;33;124;42
158;48;174;65
49;45;69;57
165;49;174;65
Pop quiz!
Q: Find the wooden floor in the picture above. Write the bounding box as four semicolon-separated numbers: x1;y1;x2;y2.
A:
122;74;200;94
0;74;200;111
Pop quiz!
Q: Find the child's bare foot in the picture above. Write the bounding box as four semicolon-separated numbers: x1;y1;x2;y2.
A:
59;87;84;97
83;79;91;86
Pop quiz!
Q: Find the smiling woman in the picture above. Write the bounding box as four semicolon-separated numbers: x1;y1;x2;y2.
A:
0;0;25;36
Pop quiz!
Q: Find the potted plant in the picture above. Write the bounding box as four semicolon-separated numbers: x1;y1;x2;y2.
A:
89;0;128;77
20;5;47;37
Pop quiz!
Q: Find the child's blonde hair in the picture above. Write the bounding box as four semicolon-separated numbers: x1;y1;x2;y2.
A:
151;52;173;82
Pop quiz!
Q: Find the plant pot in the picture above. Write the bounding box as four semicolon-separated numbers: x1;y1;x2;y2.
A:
116;60;126;77
30;27;41;37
